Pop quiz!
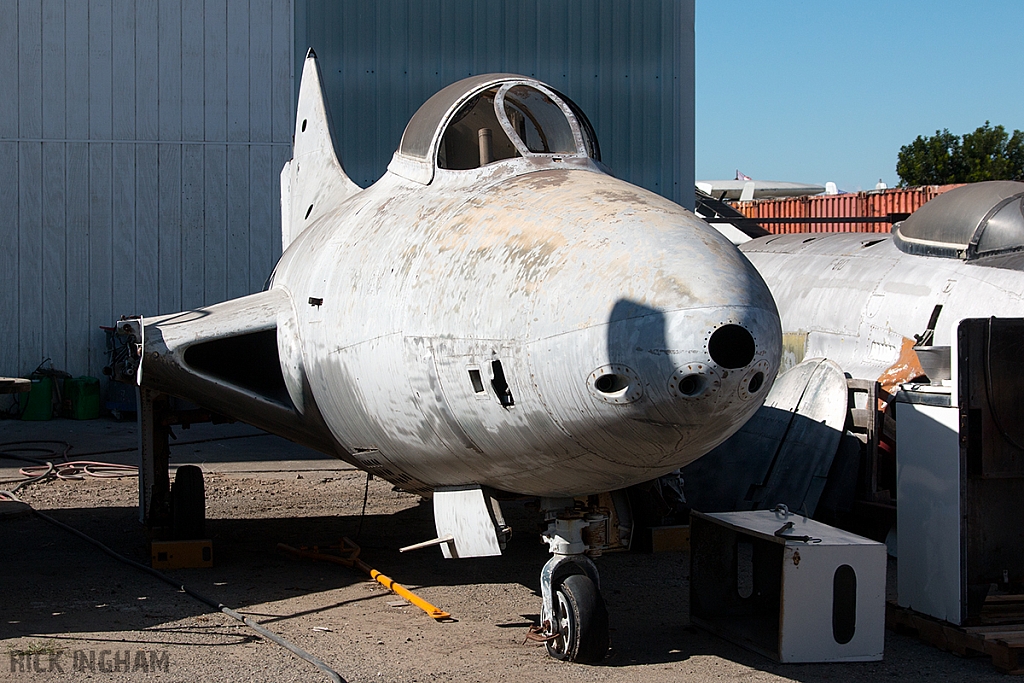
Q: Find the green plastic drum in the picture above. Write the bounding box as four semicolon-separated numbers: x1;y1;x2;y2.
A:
19;375;53;421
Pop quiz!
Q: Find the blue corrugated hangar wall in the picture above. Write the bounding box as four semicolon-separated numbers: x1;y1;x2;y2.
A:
1;0;693;385
297;0;695;206
0;0;294;385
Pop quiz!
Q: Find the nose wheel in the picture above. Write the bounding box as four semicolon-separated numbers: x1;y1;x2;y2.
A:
533;514;610;663
546;573;608;662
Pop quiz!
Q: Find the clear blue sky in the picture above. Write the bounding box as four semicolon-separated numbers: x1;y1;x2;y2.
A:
695;0;1024;192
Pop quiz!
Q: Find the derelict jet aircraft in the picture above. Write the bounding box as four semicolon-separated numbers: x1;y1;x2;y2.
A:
683;180;1024;520
112;50;782;662
740;181;1024;390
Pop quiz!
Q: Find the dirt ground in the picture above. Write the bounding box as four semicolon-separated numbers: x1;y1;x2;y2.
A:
0;418;1012;682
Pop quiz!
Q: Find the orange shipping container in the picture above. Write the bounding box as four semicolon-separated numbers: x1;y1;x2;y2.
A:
733;185;965;234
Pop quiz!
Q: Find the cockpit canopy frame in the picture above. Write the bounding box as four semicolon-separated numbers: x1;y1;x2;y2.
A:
893;181;1024;262
388;73;600;185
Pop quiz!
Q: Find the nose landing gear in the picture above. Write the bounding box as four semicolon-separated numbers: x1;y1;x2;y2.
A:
532;511;610;663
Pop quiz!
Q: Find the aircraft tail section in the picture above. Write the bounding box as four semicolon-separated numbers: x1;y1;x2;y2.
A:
280;48;361;252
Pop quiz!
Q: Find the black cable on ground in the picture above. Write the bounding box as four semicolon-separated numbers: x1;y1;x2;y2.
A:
0;490;346;683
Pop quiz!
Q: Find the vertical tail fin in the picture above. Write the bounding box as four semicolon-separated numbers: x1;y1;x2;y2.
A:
280;49;362;251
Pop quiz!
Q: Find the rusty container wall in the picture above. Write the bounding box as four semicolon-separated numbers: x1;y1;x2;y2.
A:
734;185;965;234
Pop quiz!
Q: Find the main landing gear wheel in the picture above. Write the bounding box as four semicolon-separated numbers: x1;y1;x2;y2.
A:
171;465;206;539
546;574;609;663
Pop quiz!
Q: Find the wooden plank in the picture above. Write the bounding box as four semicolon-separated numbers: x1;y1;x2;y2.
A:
0;144;19;376
65;143;90;374
111;143;135;317
248;144;273;291
965;623;1024;634
158;0;182;142
135;143;159;315
204;144;227;304
41;142;67;372
19;142;43;375
888;601;1024;675
180;144;204;310
985;595;1024;604
226;144;249;299
41;0;66;140
112;0;136;140
987;641;1024;675
973;630;1024;642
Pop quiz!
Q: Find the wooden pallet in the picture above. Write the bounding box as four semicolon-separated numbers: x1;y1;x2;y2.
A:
887;599;1024;674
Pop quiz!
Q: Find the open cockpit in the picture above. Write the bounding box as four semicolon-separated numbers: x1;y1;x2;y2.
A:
389;75;599;183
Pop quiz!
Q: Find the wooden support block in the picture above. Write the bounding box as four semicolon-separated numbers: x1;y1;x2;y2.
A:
649;525;689;552
151;539;213;569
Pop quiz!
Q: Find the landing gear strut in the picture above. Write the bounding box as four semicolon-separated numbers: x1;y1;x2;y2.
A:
533;503;612;663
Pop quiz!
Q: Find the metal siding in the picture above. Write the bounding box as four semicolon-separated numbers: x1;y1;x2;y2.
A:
41;142;66;372
1;0;294;379
296;0;694;206
735;185;967;235
226;0;250;300
137;0;164;317
19;142;43;376
18;1;43;376
63;0;90;372
1;143;20;378
111;1;137;323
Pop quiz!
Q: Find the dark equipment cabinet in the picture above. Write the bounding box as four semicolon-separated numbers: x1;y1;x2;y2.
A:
959;318;1024;621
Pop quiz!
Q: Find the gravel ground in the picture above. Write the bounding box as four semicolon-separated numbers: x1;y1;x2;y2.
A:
0;421;1014;682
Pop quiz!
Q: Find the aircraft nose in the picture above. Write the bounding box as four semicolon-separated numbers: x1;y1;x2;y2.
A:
537;301;780;477
526;221;782;481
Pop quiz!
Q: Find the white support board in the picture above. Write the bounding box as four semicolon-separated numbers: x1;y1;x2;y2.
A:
896;389;962;624
433;486;503;559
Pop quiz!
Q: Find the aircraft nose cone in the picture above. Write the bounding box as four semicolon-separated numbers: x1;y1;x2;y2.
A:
525;201;782;483
536;301;780;478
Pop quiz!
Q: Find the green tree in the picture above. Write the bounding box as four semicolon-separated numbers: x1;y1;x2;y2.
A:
896;122;1024;186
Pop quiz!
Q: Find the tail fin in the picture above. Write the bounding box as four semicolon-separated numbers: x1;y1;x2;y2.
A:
280;49;361;251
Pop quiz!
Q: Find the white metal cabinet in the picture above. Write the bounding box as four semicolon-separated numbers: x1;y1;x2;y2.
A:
895;386;961;623
690;509;886;662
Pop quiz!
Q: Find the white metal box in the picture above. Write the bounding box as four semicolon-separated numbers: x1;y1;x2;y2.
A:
690;509;886;662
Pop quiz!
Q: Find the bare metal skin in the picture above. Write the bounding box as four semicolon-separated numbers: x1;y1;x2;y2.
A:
135;53;782;499
742;182;1024;386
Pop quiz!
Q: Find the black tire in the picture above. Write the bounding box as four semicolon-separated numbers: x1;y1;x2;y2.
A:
171;465;206;539
545;574;609;663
